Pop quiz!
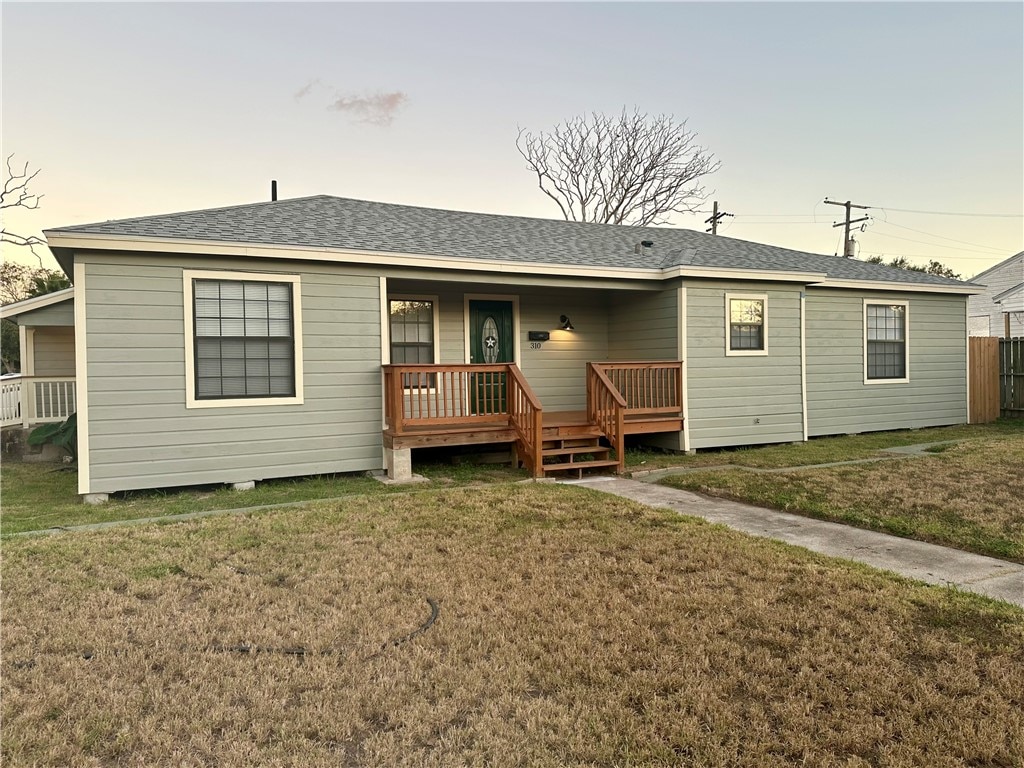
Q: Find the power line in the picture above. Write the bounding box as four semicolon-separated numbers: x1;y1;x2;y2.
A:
869;219;1007;253
859;230;1010;255
869;205;1023;218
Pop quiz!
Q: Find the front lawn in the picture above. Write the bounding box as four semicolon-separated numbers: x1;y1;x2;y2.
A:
0;460;526;535
659;436;1024;562
627;419;1024;470
3;484;1022;766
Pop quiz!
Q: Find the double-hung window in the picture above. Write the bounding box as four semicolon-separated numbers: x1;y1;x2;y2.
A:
865;301;908;382
389;298;438;388
725;294;767;356
184;270;303;407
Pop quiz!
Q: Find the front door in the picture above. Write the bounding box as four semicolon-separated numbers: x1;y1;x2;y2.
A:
468;300;515;415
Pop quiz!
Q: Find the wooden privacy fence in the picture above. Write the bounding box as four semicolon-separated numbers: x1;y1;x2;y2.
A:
970;337;1000;424
1001;337;1024;418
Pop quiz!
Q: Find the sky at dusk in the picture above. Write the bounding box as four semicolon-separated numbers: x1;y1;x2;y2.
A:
3;1;1022;279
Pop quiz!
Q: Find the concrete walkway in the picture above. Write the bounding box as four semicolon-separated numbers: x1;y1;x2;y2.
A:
564;476;1024;608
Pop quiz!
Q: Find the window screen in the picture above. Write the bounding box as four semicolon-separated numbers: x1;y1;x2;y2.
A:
866;304;906;380
193;279;295;399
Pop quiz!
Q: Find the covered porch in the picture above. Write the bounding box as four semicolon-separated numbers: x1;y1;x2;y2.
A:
382;361;684;479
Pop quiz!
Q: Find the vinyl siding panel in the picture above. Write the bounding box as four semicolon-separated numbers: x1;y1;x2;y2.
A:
805;290;967;435
967;254;1024;337
14;299;75;327
685;282;804;449
81;254;384;494
607;287;679;360
32;326;76;376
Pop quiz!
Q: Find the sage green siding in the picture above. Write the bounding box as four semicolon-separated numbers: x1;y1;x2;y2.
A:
33;327;75;376
14;299;75;327
81;254;383;494
607;287;679;360
805;290;967;435
685;282;804;449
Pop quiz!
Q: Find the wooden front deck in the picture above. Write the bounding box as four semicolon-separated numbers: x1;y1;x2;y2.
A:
383;361;683;478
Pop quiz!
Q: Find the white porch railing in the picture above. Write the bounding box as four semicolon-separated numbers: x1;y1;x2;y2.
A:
0;377;77;428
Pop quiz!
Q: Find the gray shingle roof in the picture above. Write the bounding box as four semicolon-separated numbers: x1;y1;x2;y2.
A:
49;195;973;287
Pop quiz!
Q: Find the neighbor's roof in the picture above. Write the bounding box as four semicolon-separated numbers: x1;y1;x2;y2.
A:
47;195;975;288
0;287;75;319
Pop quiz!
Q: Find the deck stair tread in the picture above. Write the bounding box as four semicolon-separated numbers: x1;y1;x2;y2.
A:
541;458;621;473
542;445;611;457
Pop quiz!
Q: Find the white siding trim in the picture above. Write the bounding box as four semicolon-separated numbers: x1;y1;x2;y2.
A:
182;269;305;408
800;291;808;441
379;276;388;435
463;294;520;364
73;261;91;494
679;285;691;453
863;299;910;385
724;292;769;357
965;300;971;421
379;277;390;366
21;327;34;375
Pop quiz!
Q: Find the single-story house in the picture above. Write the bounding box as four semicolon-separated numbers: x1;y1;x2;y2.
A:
968;251;1024;337
28;195;979;502
1;287;77;429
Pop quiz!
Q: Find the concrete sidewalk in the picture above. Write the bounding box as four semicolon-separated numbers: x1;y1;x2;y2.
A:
564;476;1024;608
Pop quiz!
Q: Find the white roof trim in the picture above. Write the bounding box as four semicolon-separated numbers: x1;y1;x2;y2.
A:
45;231;974;293
968;251;1024;283
0;286;76;318
811;278;981;295
993;282;1024;304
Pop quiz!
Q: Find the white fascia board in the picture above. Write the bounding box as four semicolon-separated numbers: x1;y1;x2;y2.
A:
811;278;982;295
0;287;76;318
46;232;827;286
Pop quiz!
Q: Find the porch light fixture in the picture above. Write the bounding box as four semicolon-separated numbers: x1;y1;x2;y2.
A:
559;315;575;331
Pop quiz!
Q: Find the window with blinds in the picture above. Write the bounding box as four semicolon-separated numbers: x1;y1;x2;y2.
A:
193;279;295;399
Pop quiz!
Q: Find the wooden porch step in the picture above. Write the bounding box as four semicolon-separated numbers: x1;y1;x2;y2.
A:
541;458;620;474
542;444;611;458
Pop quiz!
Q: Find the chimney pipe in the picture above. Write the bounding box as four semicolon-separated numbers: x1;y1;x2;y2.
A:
271;180;278;202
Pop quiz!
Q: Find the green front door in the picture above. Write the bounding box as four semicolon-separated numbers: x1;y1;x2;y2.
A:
468;300;514;415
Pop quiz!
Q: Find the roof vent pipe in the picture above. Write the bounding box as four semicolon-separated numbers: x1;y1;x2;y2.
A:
634;240;654;254
271;180;278;202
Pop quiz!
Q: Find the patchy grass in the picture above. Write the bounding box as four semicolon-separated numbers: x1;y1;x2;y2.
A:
3;484;1022;766
0;459;526;535
659;437;1024;561
627;419;1024;470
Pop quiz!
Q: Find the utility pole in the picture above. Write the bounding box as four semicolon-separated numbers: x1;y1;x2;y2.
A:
705;201;733;235
824;198;870;257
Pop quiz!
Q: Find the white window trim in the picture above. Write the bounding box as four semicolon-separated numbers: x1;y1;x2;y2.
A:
183;269;304;408
863;299;910;385
389;294;441;393
724;292;768;357
389;294;440;365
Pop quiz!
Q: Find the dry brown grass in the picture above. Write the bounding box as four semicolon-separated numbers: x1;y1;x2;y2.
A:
3;484;1023;767
660;437;1024;561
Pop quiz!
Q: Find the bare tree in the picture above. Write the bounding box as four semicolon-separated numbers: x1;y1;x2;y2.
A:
1;154;47;263
516;109;720;227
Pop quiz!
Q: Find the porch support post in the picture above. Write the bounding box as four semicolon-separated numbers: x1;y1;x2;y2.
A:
384;446;413;482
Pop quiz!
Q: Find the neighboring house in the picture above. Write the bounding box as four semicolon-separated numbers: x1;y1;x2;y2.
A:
968;251;1024;337
39;196;979;502
0;288;77;429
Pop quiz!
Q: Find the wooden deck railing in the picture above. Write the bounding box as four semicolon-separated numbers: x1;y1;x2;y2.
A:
383;362;546;476
507;364;544;477
0;376;77;428
383;364;511;433
586;363;627;473
594;361;683;416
